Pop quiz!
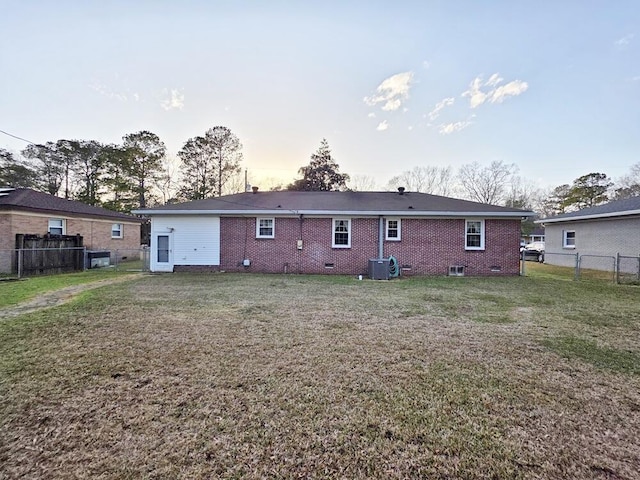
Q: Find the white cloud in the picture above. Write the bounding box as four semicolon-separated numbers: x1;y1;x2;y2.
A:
485;73;504;87
462;77;488;108
364;71;414;111
428;97;455;121
161;88;185;111
89;82;128;102
376;120;389;131
489;80;529;103
462;73;528;108
438;119;473;135
615;33;634;46
422;60;431;69
368;112;376;118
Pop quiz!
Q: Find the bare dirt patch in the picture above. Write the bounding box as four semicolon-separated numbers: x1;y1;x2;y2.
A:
0;274;142;320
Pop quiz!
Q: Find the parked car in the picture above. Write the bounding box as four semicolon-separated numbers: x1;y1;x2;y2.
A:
521;241;545;262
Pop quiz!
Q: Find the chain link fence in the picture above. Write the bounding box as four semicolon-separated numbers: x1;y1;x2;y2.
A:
616;254;640;285
112;248;150;272
523;250;640;284
0;247;150;278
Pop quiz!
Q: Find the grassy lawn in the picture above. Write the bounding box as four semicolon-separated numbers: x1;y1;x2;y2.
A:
1;266;639;478
0;268;139;308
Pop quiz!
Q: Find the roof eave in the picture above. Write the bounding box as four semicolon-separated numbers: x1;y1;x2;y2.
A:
133;208;532;218
1;205;142;222
536;209;640;224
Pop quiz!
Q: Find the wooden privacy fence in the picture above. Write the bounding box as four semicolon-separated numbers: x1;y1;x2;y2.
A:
15;234;85;277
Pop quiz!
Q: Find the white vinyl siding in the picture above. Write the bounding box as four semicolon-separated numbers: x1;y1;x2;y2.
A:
151;216;220;266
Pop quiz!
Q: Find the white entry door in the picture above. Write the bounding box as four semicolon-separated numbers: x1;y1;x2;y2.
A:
153;233;173;272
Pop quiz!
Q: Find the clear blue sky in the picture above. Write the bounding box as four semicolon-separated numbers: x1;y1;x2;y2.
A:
2;1;639;190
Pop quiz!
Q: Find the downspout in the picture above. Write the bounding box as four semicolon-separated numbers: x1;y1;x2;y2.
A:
378;216;384;259
298;214;304;274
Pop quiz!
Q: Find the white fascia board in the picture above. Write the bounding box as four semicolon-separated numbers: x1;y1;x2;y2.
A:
134;209;531;218
289;210;530;217
535;209;640;224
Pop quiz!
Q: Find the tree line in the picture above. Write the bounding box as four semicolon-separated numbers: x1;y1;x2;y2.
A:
2;129;638;220
286;141;640;219
0;127;244;212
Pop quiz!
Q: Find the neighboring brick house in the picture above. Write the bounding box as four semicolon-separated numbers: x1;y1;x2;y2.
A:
535;196;640;271
0;187;142;272
134;188;532;276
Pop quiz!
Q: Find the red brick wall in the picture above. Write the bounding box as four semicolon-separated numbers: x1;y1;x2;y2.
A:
219;216;521;276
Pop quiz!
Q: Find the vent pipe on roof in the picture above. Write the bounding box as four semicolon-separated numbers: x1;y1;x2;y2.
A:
252;186;259;194
397;187;405;195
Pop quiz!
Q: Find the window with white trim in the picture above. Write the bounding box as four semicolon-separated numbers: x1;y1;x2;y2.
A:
48;218;65;235
563;230;576;248
111;223;123;238
465;219;485;250
256;218;275;238
386;218;401;241
332;218;351;248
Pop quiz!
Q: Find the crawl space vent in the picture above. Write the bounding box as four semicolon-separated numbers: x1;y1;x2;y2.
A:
448;265;465;277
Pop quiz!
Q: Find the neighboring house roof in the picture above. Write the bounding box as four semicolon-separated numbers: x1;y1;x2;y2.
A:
0;187;142;222
526;226;545;236
536;196;640;224
133;190;533;218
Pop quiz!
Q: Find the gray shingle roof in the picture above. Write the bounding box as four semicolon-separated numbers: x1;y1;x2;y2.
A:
0;188;142;222
537;196;640;224
134;190;533;217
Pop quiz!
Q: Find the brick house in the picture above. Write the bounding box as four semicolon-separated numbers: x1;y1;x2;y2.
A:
535;196;640;271
0;187;142;272
134;188;532;276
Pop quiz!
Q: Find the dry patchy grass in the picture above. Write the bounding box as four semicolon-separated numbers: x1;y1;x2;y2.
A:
1;272;639;479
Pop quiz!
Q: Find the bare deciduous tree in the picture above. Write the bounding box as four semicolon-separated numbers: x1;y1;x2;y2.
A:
386;166;454;196
348;174;378;191
614;162;640;200
503;176;538;209
457;160;517;204
154;154;181;204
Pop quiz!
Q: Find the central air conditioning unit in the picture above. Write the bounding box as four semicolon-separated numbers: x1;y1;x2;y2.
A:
86;250;110;269
369;258;390;280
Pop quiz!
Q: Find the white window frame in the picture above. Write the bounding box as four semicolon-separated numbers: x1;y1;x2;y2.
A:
111;223;123;239
385;218;401;241
256;217;275;238
332;218;351;248
48;218;65;235
563;230;576;248
465;219;485;250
